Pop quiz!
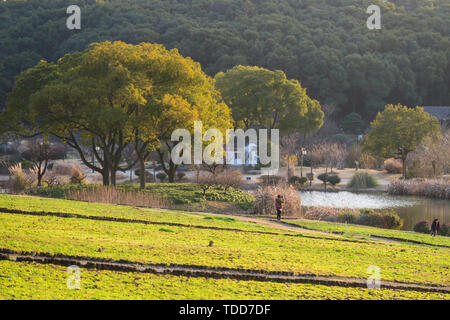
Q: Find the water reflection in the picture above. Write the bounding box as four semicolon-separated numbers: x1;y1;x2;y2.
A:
299;191;450;230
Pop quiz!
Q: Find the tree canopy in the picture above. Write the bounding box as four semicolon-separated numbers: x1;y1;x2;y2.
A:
215;65;323;133
362;104;442;177
0;0;449;121
2;41;233;185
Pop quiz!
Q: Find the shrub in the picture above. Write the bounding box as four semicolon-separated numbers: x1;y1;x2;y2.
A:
156;172;167;182
380;210;403;229
347;171;378;189
289;176;308;187
335;211;358;223
8;163;31;193
253;184;301;217
317;173;341;186
327;175;341;186
360;153;381;169
21;159;34;170
303;207;403;229
413;221;429;233
356;211;383;227
176;172;186;181
317;173;328;183
384;158;403;174
70;165;86;184
438;223;449;236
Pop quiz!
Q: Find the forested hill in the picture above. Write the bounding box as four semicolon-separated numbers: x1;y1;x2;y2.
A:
0;0;449;120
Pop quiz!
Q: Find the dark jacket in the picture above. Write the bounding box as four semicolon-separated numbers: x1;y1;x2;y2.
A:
431;220;440;232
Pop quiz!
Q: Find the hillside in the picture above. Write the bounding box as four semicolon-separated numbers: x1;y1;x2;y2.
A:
0;0;449;120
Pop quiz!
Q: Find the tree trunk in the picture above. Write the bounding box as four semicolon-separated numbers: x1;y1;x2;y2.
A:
402;158;407;179
110;169;116;186
432;160;436;177
167;161;177;182
139;158;146;190
102;171;110;186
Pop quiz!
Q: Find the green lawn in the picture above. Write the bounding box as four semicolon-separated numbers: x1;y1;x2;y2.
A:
0;211;448;286
284;219;450;247
1;260;447;300
0;194;273;233
0;194;448;299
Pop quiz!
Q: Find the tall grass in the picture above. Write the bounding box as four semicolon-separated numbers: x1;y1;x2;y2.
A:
388;179;450;200
347;171;378;189
66;185;168;208
253;184;302;217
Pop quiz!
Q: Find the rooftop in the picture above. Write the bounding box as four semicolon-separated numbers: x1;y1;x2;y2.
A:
422;106;450;121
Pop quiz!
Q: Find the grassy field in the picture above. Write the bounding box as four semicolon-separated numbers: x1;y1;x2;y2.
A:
0;194;448;300
284;219;450;247
1;260;447;300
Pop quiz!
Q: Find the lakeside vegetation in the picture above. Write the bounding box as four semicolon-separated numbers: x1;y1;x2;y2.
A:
285;219;450;247
388;179;450;200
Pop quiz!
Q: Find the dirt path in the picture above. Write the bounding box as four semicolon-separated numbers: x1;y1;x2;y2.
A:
1;248;448;294
179;210;401;246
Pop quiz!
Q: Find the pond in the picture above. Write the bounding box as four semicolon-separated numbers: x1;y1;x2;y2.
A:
299;191;450;230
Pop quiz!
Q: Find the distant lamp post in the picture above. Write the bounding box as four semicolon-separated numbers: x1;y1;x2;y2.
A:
300;147;307;177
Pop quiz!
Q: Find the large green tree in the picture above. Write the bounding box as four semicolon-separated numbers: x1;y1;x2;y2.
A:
362;104;442;178
215;65;323;133
2;41;233;185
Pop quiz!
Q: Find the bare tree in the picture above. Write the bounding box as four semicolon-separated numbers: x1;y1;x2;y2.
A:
322;143;347;173
280;133;301;180
410;131;450;177
20;138;64;186
215;170;243;194
196;174;216;197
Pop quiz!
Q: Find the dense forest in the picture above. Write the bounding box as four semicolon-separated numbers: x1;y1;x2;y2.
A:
0;0;449;121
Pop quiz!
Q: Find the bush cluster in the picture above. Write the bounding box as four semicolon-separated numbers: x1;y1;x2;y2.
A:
289;176;308;187
347;171;378;189
388;179;450;200
384;158;403;174
317;173;341;186
253;184;302;217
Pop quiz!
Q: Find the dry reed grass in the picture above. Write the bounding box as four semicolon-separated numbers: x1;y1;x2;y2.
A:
66;185;168;208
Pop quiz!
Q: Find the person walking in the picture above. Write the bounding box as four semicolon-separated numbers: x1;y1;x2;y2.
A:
431;218;440;236
275;195;285;221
